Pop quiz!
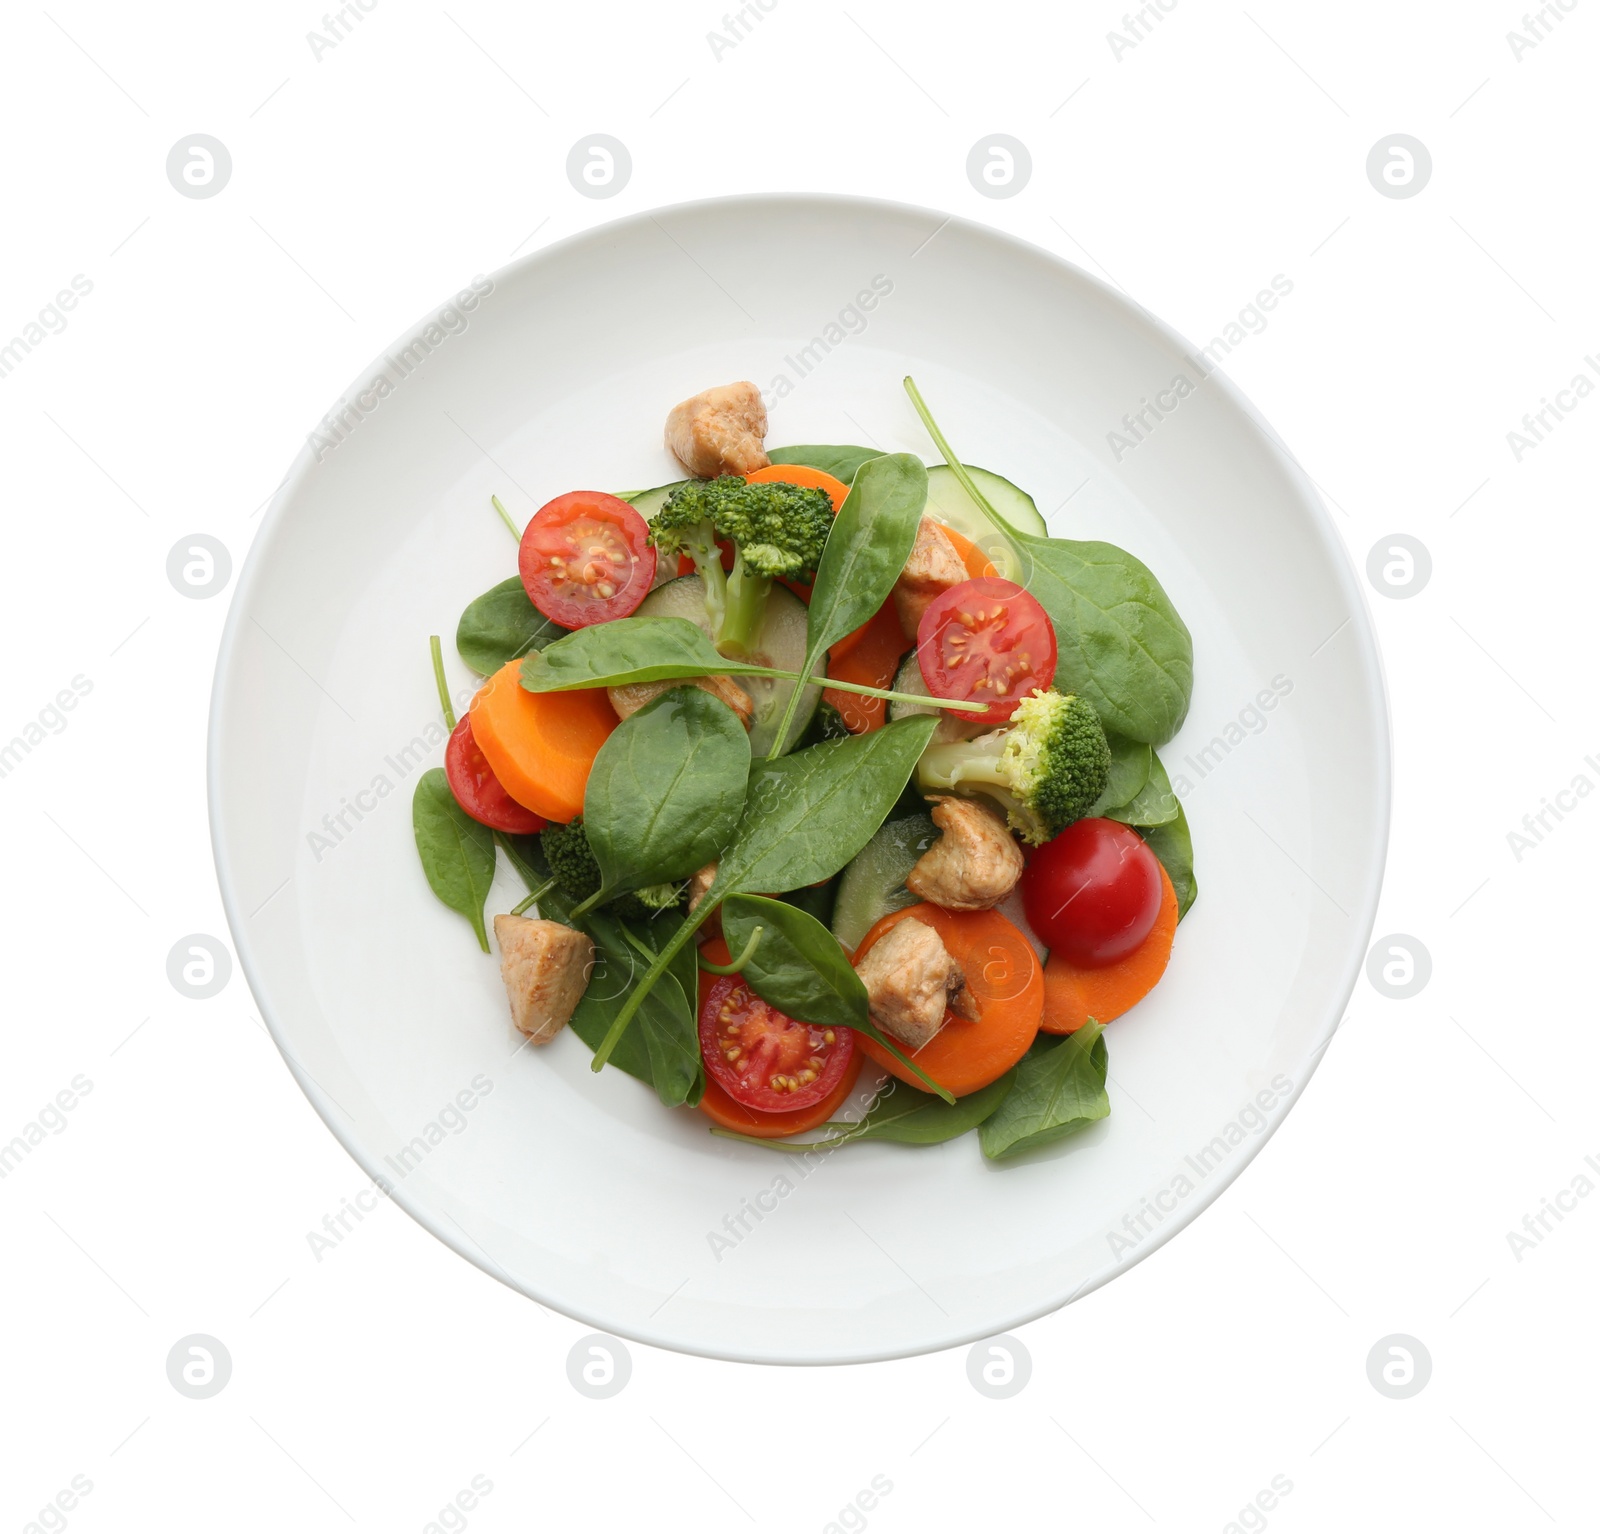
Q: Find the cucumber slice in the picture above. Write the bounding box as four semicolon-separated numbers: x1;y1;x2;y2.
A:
619;481;689;521
925;464;1045;582
831;812;938;954
887;651;986;745
634;574;819;755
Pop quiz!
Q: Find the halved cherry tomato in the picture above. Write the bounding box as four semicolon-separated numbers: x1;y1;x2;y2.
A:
519;491;656;628
699;970;856;1113
916;576;1057;726
443;714;545;834
852;904;1042;1097
1022;817;1163;967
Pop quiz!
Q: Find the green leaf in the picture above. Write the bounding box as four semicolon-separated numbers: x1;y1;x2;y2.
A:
1088;734;1153;817
583;687;750;901
714;716;939;897
563;909;701;1107
978;1021;1110;1160
1106;747;1180;828
456;577;567;676
411;768;496;950
768;453;929;755
766;444;885;482
721;893;956;1102
1139;799;1198;920
840;1071;1016;1145
1007;535;1193;745
520;616;775;693
721;894;865;1030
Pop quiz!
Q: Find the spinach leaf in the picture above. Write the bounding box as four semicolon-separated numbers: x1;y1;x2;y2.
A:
978;1021;1109;1160
902;376;1193;745
412;768;495;951
582;687;750;907
714;715;939;897
766;444;885;482
520;616;773;692
1088;734;1153;818
722;894;864;1030
839;1071;1016;1145
1106;746;1180;828
1139;800;1198;920
721;893;954;1101
1011;537;1193;745
768;453;929;755
589;717;937;1070
563;909;701;1107
457;577;567;676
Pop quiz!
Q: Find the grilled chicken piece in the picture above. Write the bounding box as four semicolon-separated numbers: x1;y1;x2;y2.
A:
892;517;969;640
853;917;979;1050
493;915;594;1043
665;381;771;478
906;795;1024;912
607;674;753;728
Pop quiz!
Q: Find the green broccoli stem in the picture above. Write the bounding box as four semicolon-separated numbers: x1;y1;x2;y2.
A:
717;553;773;659
916;739;1006;792
590;896;718;1071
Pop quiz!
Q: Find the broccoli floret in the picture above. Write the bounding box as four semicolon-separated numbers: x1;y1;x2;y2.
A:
914;689;1111;846
540;817;683;920
649;476;833;657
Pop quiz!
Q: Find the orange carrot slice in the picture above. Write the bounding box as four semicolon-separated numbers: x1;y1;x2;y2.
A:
1040;864;1179;1033
824;603;905;733
852;904;1042;1097
468;660;615;822
938;522;999;581
745;462;851;511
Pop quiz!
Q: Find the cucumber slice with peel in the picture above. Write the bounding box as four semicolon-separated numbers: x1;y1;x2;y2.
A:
831;812;938;954
925;464;1044;582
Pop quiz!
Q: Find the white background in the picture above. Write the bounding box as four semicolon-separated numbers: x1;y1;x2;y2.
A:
2;1;1596;1529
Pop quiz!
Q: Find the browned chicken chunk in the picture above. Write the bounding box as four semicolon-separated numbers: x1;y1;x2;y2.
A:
607;674;754;728
853;917;979;1050
906;795;1024;911
892;517;968;640
492;915;594;1043
664;381;771;478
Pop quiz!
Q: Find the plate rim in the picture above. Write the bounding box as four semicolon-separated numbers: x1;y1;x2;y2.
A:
207;190;1392;1365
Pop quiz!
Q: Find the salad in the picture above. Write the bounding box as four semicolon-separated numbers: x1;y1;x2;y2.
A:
411;378;1196;1161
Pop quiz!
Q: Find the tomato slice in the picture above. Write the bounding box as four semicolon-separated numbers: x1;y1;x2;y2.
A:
519;491;656;628
699;971;856;1113
915;576;1057;725
1021;817;1163;967
443;714;545;834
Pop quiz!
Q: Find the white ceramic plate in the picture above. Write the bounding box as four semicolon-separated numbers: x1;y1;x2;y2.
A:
210;195;1388;1364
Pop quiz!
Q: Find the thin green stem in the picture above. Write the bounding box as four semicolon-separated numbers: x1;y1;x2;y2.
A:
697;926;763;975
491;494;521;542
510;875;558;916
430;635;456;730
568;888;605;921
902;376;1011;533
766;657;818;760
591;897;716;1070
